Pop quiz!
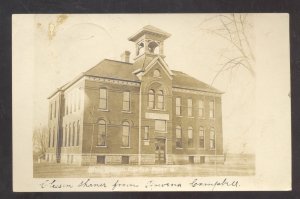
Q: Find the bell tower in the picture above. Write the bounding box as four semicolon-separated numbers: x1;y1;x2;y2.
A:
128;25;171;60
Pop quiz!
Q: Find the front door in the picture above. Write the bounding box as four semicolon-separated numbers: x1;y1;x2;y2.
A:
155;138;166;164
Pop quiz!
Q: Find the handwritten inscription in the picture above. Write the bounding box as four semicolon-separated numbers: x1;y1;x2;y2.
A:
39;178;239;191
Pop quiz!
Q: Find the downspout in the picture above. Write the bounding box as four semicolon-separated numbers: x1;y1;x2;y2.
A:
138;86;142;165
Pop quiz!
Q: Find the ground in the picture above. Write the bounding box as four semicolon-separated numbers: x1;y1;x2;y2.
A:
33;154;255;178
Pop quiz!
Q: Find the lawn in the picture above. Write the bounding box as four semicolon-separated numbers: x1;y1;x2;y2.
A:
33;154;255;178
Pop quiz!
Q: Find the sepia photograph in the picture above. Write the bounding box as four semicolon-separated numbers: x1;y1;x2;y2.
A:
13;14;290;191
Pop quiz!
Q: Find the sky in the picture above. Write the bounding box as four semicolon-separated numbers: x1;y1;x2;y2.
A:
31;14;290;154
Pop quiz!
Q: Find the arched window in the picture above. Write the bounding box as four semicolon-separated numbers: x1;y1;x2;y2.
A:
76;121;80;146
72;122;76;146
97;120;106;146
137;42;145;56
148;89;155;109
122;121;130;147
210;128;216;149
148;41;159;54
176;126;182;148
153;69;161;77
188;127;193;148
199;127;205;148
157;90;164;110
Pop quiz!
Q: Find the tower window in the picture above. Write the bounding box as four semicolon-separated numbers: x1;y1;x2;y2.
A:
176;97;181;116
157;90;164;110
148;41;159;54
148;89;155;109
153;69;161;77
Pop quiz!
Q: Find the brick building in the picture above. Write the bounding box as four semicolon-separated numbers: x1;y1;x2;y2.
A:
46;25;224;165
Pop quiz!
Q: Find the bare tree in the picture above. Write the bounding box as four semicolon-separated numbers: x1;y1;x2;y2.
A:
33;124;48;160
199;14;255;86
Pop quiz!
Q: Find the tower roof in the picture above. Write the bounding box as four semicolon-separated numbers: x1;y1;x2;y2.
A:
128;25;171;41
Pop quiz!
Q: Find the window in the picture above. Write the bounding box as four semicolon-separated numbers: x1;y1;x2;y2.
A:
99;88;107;110
65;125;69;146
153;69;161;77
64;125;67;147
62;126;65;147
176;97;181;116
48;128;51;147
122;91;130;111
188;127;193;148
148;89;155;109
70;93;72;114
78;89;81;110
72;122;76;146
65;96;68;115
157;90;164;110
52;127;56;147
188;99;193;117
68;124;71;147
199;127;205;148
122;121;130;147
210;128;215;149
76;121;80;146
74;91;77;112
199;100;204;117
98;120;106;146
69;124;73;146
209;100;215;118
54;101;56;118
144;126;149;140
155;120;166;132
176;126;182;148
50;104;52;119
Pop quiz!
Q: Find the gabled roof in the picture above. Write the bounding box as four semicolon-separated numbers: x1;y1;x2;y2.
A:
84;59;140;82
48;58;222;99
172;70;222;93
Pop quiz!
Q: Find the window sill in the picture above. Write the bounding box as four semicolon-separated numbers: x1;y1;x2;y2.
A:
122;110;132;113
154;131;167;133
96;145;107;148
120;146;131;149
188;116;194;119
176;147;183;150
98;109;109;112
209;148;216;151
176;115;183;117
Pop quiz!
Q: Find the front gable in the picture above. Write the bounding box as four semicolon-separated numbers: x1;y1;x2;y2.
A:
143;56;174;80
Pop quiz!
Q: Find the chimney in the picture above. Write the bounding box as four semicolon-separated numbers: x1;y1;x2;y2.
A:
121;51;131;63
